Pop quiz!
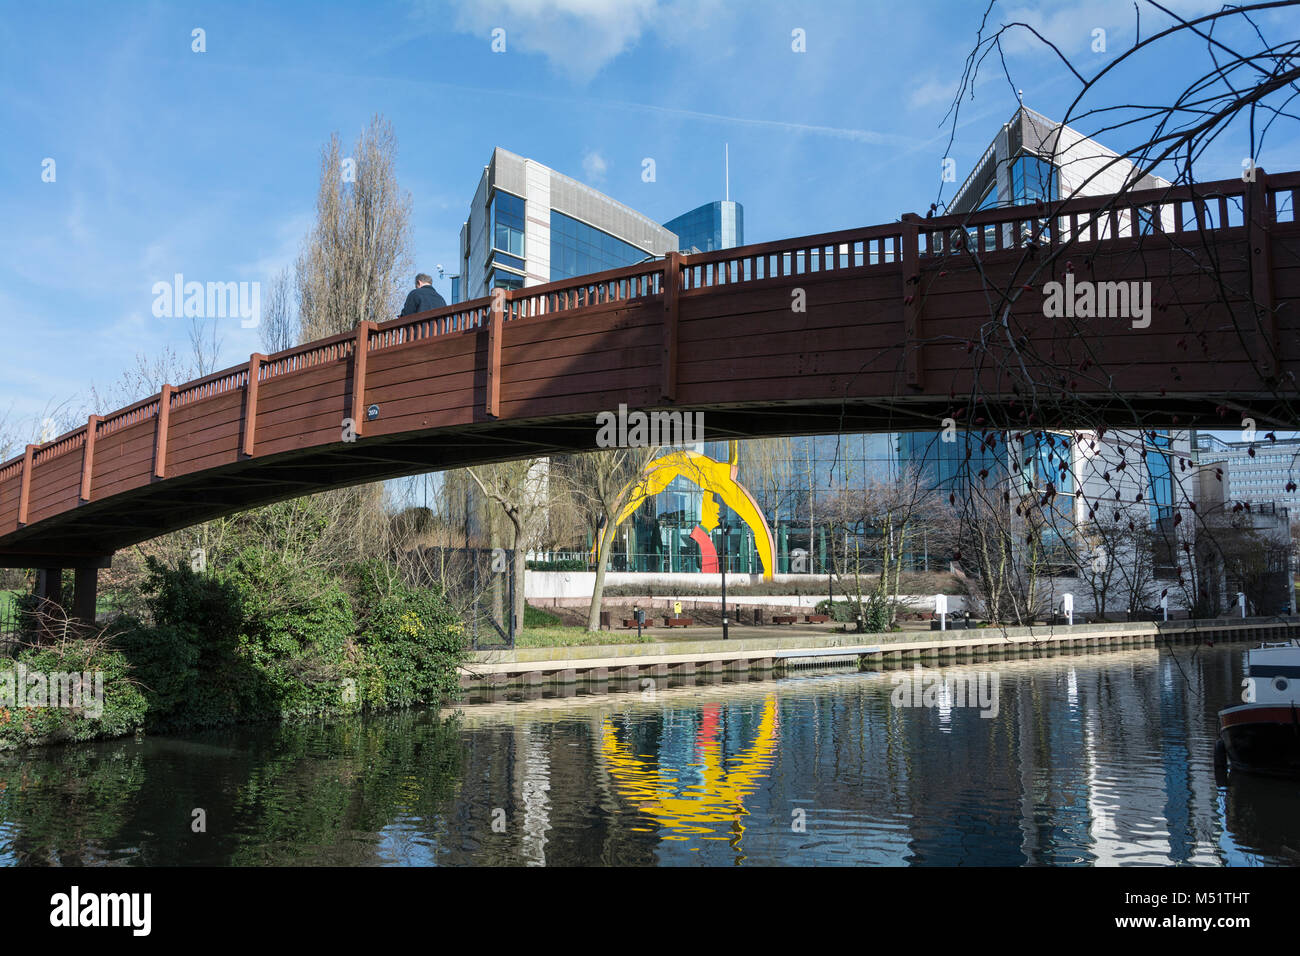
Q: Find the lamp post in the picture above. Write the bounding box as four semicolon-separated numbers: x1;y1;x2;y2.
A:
719;521;730;640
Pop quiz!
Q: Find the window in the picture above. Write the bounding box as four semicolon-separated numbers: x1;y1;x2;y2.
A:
549;210;650;280
490;251;525;271
1010;154;1057;204
492;191;525;258
489;269;523;292
1145;431;1174;524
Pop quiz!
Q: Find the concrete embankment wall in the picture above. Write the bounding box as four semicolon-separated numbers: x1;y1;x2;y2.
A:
460;618;1300;693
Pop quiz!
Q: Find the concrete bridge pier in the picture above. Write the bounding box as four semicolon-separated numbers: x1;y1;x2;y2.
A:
73;566;98;626
35;566;62;606
5;555;111;634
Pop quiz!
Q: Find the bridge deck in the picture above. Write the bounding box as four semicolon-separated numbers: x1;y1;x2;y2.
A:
2;171;1297;562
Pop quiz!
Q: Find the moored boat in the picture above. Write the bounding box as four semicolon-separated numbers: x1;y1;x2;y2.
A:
1217;642;1300;777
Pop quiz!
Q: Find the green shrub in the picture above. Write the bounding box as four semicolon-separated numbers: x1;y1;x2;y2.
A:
815;599;857;622
5;543;474;750
114;557;264;729
224;548;359;719
0;638;146;750
526;559;588;571
523;604;563;628
815;597;891;631
348;560;468;709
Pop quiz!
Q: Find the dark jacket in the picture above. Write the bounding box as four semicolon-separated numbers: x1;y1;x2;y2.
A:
399;284;447;317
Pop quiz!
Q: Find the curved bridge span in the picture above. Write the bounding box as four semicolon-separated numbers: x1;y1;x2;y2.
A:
2;171;1297;567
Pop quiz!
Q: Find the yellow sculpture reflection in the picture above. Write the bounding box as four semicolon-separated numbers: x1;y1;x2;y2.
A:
596;440;777;580
600;695;779;852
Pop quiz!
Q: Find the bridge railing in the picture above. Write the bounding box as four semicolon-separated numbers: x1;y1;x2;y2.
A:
360;260;668;353
171;365;251;409
257;327;363;382
917;170;1300;258
33;429;86;466
507;261;665;319
98;395;161;437
679;223;907;290
3;171;1296;489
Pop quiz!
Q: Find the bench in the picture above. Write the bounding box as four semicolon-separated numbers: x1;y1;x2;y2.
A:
772;615;797;625
804;614;831;624
622;619;652;629
662;617;693;627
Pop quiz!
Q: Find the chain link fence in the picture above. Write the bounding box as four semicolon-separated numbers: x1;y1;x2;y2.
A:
402;547;516;649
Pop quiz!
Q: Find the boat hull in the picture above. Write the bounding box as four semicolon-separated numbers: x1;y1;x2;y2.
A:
1218;704;1300;776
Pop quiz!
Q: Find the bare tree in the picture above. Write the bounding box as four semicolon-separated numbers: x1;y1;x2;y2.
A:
911;2;1300;624
296;115;413;340
821;466;940;630
561;446;662;631
467;459;551;634
260;266;297;355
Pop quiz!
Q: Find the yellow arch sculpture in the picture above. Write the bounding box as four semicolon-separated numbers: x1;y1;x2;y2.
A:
596;440;777;581
599;695;780;848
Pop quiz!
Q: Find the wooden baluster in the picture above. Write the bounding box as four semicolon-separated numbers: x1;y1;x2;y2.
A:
350;322;375;436
242;354;264;457
153;386;172;479
662;251;682;403
79;416;98;502
17;444;34;527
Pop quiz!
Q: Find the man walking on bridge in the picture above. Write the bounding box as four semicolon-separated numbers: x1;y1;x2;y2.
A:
399;273;446;317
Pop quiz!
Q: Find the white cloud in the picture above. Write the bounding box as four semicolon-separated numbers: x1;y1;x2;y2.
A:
995;0;1224;57
445;0;659;82
581;149;609;182
908;78;959;111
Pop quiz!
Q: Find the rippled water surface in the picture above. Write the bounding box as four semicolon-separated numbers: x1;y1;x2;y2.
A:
1;642;1297;865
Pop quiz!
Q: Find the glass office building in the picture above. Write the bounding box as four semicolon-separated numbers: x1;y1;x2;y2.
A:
608;110;1181;577
663;200;744;254
452;147;678;303
549;210;653;280
456;121;1187;580
1196;433;1300;513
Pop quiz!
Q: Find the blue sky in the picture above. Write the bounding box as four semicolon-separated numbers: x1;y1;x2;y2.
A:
1;0;1295;436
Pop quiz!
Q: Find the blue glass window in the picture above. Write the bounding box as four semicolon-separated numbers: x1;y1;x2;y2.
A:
489;269;523;291
1011;155;1057;204
549;210;649;280
1145;431;1173;523
491;251;525;271
492;191;525;258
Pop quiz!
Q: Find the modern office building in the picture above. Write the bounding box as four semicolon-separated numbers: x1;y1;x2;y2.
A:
948;105;1170;215
451;121;1200;608
450;147;679;304
1194;433;1300;514
663;200;744;254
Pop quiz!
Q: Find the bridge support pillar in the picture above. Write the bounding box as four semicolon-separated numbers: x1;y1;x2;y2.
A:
73;567;98;627
36;567;63;607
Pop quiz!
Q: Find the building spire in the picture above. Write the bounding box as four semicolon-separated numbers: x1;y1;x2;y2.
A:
725;143;730;202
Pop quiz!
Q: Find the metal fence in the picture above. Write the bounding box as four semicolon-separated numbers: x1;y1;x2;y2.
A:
0;590;24;658
402;546;516;649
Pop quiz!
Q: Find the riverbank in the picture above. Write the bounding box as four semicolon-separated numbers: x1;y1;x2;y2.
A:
0;555;470;752
459;616;1300;697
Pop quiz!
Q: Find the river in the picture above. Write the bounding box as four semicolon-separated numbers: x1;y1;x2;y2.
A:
1;641;1295;865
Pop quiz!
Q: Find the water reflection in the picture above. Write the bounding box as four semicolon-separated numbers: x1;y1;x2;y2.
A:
600;695;779;857
1;644;1297;866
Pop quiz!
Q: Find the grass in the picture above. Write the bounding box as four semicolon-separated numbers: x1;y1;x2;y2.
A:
0;589;18;618
516;626;655;647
